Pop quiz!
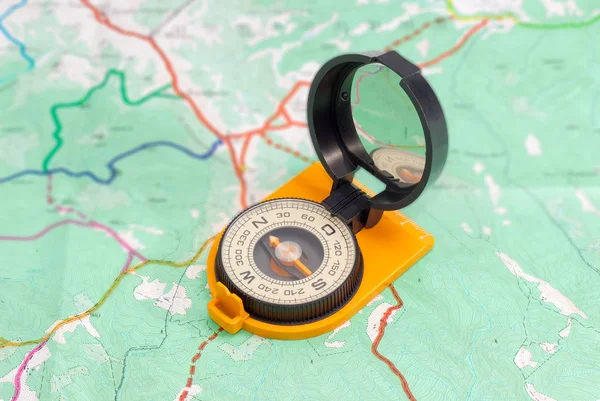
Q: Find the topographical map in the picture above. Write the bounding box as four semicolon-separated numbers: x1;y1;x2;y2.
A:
1;0;599;400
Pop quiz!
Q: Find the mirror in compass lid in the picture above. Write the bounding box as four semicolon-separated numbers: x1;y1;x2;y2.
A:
351;63;426;186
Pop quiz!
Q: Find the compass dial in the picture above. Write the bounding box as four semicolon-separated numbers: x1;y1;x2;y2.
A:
216;198;362;324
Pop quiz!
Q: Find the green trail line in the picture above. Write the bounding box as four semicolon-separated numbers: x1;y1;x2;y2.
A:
0;236;215;349
41;70;178;172
446;0;600;29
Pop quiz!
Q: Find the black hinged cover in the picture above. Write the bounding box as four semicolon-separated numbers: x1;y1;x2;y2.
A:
307;50;448;211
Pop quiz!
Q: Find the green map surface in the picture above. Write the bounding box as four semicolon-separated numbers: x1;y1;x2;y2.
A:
1;1;600;400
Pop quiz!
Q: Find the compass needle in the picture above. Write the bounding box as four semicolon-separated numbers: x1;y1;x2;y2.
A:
269;258;293;278
269;235;312;277
269;235;280;247
292;259;312;277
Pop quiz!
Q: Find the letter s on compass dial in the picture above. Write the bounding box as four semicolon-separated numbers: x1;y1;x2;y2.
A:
215;198;362;324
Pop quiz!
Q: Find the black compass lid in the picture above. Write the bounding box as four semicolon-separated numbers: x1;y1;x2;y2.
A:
307;50;448;211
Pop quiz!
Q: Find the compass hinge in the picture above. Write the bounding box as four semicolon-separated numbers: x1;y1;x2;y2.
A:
322;179;383;234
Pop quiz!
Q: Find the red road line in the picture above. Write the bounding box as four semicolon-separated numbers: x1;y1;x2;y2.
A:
288;121;308;128
261;81;308;131
79;0;484;208
281;109;292;123
79;0;249;208
371;285;417;401
46;175;53;204
261;135;310;163
229;81;310;140
179;328;223;401
419;19;489;68
80;1;315;207
385;16;450;51
240;135;253;169
232;80;311;166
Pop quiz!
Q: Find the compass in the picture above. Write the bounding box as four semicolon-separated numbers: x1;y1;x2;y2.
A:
216;198;361;323
206;50;448;339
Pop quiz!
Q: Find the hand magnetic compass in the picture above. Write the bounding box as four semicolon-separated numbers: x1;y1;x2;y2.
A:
207;50;448;338
216;198;361;323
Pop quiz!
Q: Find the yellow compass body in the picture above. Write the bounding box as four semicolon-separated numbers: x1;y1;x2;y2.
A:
207;162;433;340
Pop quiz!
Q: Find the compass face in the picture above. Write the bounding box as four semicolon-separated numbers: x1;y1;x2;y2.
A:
216;198;362;324
252;227;325;281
